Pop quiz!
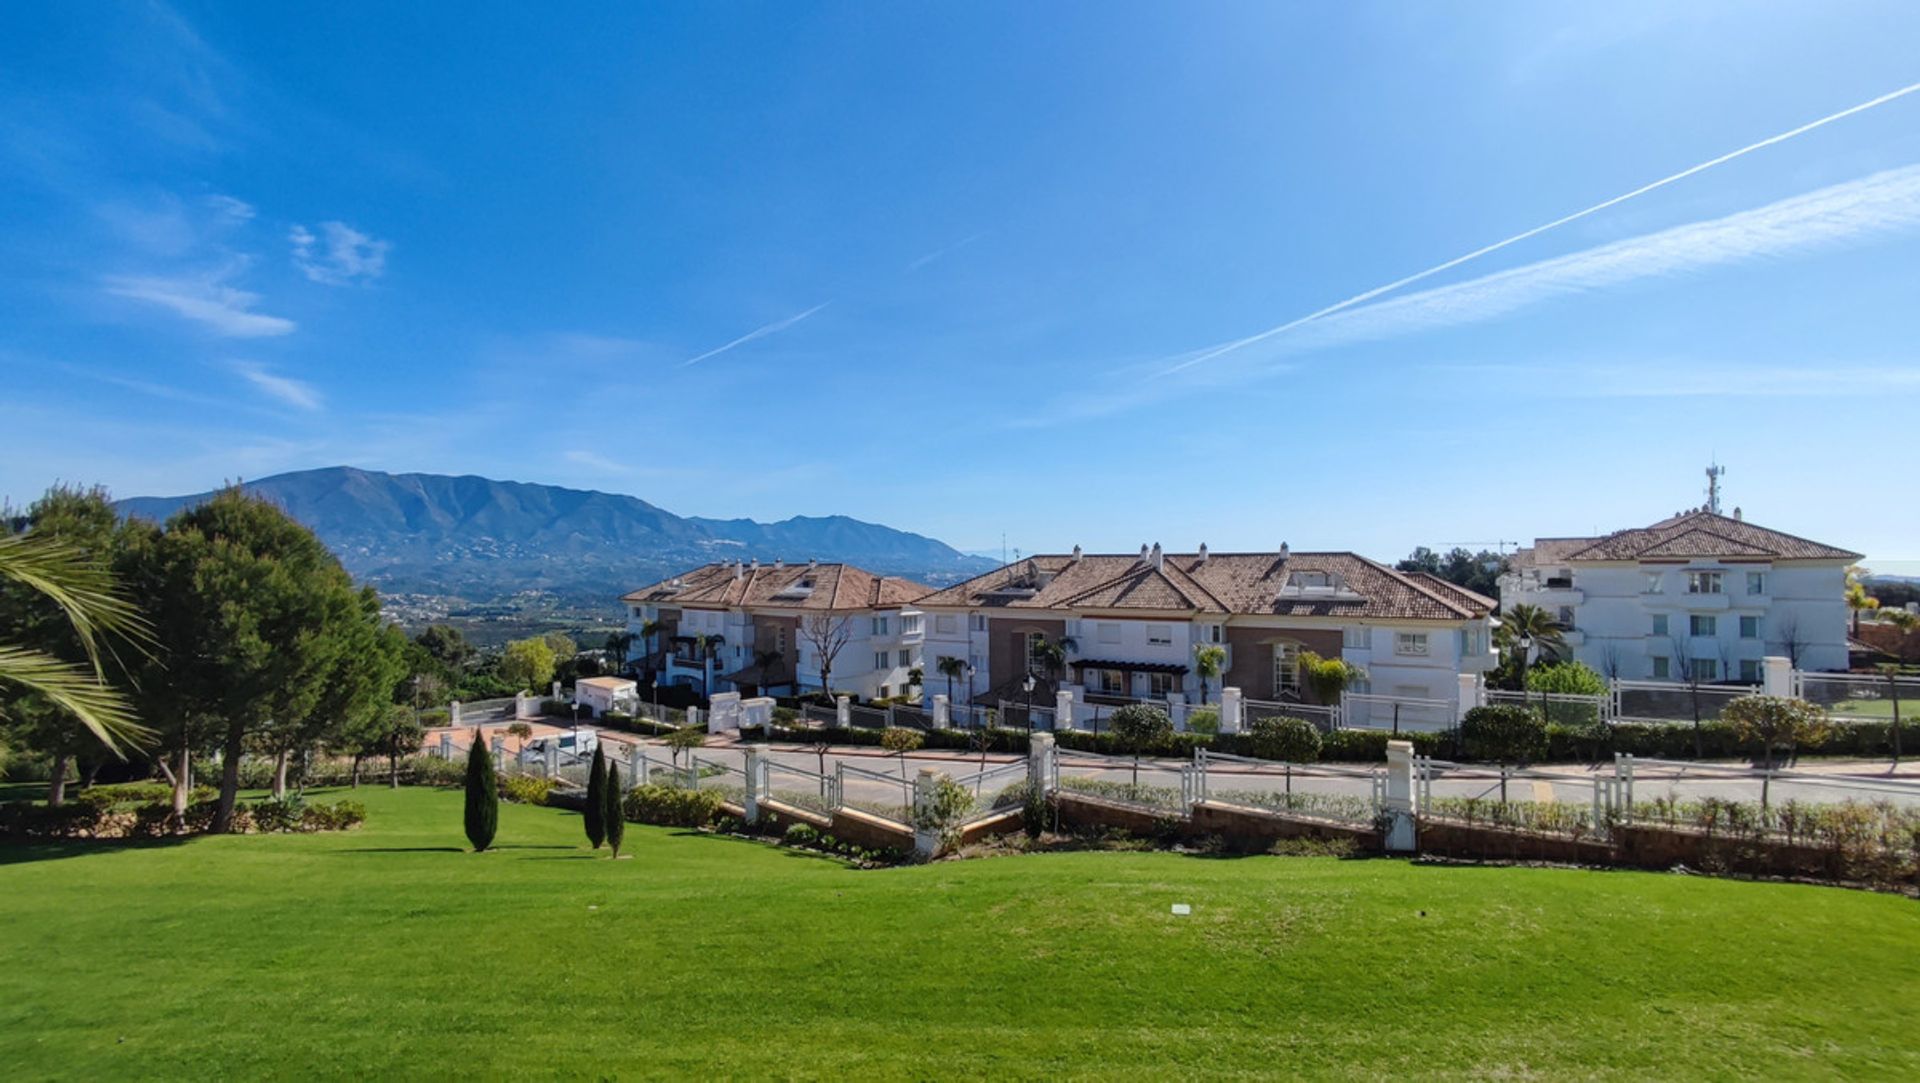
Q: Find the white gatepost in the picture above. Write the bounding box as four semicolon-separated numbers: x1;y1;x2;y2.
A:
932;694;951;729
490;734;505;764
912;767;941;858
1762;656;1793;698
551;680;563;702
686;706;701;728
1055;689;1075;731
1219;687;1244;734
1456;673;1484;723
544;741;559;778
743;744;769;824
835;695;851;728
439;732;452;758
629;742;646;790
1384;739;1416;853
449;700;462;727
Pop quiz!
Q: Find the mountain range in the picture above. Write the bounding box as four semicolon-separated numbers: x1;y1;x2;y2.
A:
116;467;999;604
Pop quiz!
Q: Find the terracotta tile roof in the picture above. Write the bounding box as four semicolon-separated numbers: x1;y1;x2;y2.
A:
1404;572;1498;613
1558;511;1859;562
621;561;932;612
915;551;1493;621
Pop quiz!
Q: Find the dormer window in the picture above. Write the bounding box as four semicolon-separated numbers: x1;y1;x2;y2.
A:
1278;569;1362;601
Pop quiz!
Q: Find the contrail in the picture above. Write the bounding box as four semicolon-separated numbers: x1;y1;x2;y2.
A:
680;302;831;367
1160;79;1920;376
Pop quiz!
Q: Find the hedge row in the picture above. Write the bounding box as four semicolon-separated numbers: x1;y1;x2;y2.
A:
745;718;1920;764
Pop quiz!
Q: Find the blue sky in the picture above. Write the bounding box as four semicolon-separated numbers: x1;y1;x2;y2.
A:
4;2;1919;570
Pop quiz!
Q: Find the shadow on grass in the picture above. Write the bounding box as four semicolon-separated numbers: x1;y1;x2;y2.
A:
0;834;195;866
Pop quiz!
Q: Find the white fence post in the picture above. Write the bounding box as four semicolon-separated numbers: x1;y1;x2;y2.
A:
1383;739;1416;853
629;742;645;792
545;742;558;778
439;732;452;758
449;700;462;727
514;692;533;720
551;680;563;703
743;744;767;824
1763;656;1793;699
913;767;941;858
835;695;851;728
1028;732;1055;794
932;694;951;729
1220;687;1244;734
1054;689;1075;731
491;734;505;764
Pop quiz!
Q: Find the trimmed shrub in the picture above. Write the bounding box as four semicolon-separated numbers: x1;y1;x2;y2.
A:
1461;705;1547;765
783;822;819;847
1248;715;1322;763
622;784;724;827
499;775;556;806
465;732;498;852
298;800;366;831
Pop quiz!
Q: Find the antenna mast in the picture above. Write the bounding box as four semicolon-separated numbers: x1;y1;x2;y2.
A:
1704;462;1726;515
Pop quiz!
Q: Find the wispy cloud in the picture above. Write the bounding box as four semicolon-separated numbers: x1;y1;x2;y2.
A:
290;221;390;285
104;266;295;337
1160;79;1920;376
907;233;982;272
1442;361;1920;399
563;449;630;473
1254;164;1920;357
680;302;831;367
232;361;323;410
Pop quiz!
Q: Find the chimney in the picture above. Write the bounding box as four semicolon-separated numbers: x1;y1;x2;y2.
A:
733;561;744;580
1149;542;1163;570
1196;542;1209;564
773;559;783;569
1070;544;1083;562
1733;506;1743;521
808;557;818;568
1279;542;1290;560
1139;543;1150;561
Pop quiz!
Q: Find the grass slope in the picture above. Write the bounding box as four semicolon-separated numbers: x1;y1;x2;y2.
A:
2;787;1917;1079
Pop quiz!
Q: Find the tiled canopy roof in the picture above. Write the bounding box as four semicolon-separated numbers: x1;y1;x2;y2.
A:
1548;511;1860;563
621;561;931;611
914;550;1493;621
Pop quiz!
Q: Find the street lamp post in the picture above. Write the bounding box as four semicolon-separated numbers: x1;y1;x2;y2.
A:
1022;673;1036;735
1517;633;1535;717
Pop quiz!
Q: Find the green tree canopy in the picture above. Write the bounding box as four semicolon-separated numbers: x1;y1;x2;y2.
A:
500;636;557;692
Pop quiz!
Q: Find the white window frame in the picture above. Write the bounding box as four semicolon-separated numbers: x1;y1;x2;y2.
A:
1394;632;1429;657
1746;572;1766;595
874;652;890;672
1651;614;1669;637
1651;656;1670;679
897;649;910;667
1740;659;1762;683
1738;615;1760;639
1146;624;1172;646
1691;657;1718;681
1146;671;1177;697
1272;642;1301;694
1342;626;1368;650
1092;668;1126;695
934;614;957;635
901;614;921;635
1690;614;1717;637
1644;572;1665;594
871;616;889;636
1686;571;1723;595
1096;622;1121;645
1201;624;1224;644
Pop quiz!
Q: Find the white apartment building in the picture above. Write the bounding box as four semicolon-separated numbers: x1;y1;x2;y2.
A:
1499;508;1859;680
912;543;1498;724
620;560;930;701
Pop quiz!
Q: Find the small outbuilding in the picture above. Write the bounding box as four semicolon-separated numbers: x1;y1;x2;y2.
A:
573;676;638;719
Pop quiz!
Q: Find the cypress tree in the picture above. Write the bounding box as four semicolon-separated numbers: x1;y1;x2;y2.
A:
463;729;497;852
604;761;625;858
584;743;607;849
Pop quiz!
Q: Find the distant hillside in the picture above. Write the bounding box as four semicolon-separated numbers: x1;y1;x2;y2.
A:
116;467;998;603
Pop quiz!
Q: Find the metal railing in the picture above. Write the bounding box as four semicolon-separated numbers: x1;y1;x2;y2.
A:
1193;749;1384;824
832;761;915;825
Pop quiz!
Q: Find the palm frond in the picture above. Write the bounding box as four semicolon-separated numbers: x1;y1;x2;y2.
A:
0;646;153;755
0;533;156;678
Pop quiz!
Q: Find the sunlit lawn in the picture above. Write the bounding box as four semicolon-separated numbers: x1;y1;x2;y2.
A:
2;786;1917;1079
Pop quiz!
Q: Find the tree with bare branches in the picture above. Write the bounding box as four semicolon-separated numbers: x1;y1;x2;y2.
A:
798;613;852;699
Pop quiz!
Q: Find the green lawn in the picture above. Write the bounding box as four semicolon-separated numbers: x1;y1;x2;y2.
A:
2;788;1918;1079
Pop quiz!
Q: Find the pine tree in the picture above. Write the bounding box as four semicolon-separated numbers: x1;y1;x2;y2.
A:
604;761;625;858
463;729;497;852
584;743;607;849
